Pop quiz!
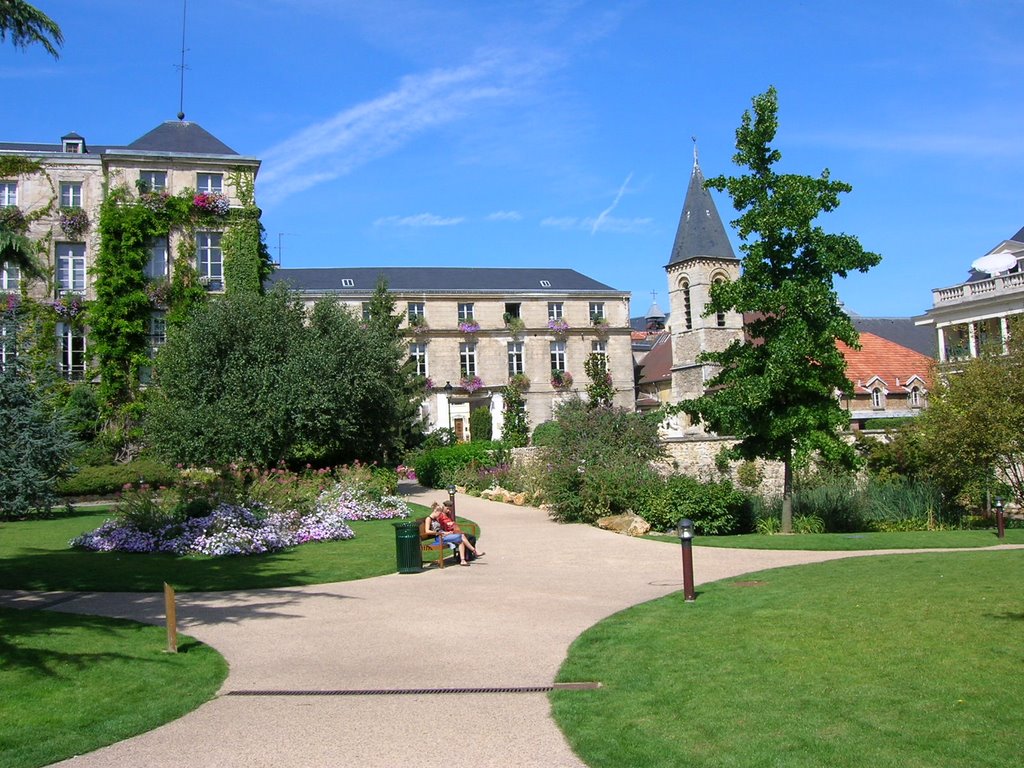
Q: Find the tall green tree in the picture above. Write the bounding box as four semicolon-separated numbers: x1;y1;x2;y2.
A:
675;87;881;533
914;320;1024;507
0;327;75;517
0;1;63;57
584;352;614;409
501;383;529;447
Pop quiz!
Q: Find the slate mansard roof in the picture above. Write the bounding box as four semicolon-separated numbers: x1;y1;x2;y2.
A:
0;121;250;159
267;267;625;295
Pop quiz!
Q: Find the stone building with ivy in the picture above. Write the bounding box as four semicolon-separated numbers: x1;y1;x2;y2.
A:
269;266;633;439
0;120;264;396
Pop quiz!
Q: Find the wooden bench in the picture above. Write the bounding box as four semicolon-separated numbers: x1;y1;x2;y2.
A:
418;517;480;569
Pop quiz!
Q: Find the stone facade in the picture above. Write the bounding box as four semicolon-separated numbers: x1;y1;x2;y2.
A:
271;267;634;439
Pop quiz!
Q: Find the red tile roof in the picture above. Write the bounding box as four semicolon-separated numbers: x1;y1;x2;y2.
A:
837;332;933;393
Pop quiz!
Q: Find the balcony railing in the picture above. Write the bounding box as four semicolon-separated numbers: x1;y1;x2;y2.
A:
933;271;1024;305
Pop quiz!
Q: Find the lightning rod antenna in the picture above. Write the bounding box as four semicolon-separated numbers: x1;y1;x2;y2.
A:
176;0;189;121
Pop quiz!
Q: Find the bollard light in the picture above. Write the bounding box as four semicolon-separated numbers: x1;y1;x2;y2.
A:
678;517;696;602
447;484;457;517
995;497;1005;539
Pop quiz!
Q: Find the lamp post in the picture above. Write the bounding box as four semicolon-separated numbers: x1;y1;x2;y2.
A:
678;518;695;602
995;497;1005;539
447;484;457;518
443;381;453;437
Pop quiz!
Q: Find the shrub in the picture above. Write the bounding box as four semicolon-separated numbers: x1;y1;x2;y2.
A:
501;384;529;448
56;458;179;498
531;420;561;447
541;400;664;523
412;441;501;489
792;514;825;534
469;407;493;442
792;478;865;533
640;475;750;535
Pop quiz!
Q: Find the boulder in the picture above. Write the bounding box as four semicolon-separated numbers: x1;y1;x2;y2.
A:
596;512;651;537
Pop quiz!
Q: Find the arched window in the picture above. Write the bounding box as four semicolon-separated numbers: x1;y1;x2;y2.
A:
679;279;692;331
714;277;726;327
909;386;923;408
871;387;884;410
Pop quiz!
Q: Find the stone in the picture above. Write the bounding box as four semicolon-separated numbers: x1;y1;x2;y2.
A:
596;512;651;537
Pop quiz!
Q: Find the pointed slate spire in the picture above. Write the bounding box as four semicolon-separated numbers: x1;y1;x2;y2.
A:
666;141;736;266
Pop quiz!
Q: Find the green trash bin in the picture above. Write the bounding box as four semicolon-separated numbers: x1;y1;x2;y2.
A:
393;521;422;574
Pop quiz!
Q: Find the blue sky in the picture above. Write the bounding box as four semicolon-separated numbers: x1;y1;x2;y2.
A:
5;0;1023;318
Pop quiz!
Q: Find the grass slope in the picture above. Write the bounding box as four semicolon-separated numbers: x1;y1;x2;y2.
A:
552;551;1024;768
0;607;226;768
0;504;434;592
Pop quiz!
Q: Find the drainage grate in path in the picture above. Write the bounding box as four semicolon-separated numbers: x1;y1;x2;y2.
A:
224;683;600;697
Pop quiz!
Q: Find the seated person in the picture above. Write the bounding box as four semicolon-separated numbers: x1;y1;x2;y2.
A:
428;501;484;566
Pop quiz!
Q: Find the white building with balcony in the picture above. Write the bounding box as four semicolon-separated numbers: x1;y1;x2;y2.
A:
916;226;1024;362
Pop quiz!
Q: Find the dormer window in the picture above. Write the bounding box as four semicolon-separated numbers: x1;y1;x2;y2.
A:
61;133;85;153
909;386;924;409
871;387;885;410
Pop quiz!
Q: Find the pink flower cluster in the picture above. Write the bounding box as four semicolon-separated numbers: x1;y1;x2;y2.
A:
193;192;230;215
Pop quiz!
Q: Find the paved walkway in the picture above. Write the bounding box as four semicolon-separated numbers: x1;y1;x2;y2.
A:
4;486;1022;767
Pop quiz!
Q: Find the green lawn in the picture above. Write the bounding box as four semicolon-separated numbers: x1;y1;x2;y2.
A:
646;527;1024;550
552;550;1024;768
0;503;435;592
0;607;226;768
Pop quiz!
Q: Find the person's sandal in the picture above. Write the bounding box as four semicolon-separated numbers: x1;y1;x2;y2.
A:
474;551;485;558
459;560;470;566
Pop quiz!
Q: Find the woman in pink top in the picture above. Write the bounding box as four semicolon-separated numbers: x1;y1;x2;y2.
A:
428;501;484;566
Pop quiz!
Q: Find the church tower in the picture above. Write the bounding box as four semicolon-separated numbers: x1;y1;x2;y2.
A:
665;146;743;407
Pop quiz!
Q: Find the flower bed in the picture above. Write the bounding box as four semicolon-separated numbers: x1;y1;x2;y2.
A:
71;481;410;557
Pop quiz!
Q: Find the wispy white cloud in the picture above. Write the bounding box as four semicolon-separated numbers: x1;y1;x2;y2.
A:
257;49;552;206
591;172;633;234
541;215;652;234
486;210;522;221
374;213;464;228
0;66;62;79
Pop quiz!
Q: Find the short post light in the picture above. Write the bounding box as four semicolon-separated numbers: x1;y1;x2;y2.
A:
995;497;1005;539
447;484;457;518
678;517;696;602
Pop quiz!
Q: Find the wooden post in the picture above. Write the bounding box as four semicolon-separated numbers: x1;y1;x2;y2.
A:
164;582;178;653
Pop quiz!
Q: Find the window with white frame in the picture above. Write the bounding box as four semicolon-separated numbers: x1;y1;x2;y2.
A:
591;340;607;357
361;302;372;321
0;323;14;371
149;312;166;355
57;322;86;380
196;232;223;290
140;171;167;193
550;340;566;372
196;173;223;194
56;243;86;294
1;261;20;291
138;313;166;384
407;302;425;322
458;302;475;321
0;181;16;207
507;341;524;377
504;302;521;319
459;342;477;378
548;301;564;321
144;238;168;280
589;301;605;322
60;181;83;208
409;342;428;377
